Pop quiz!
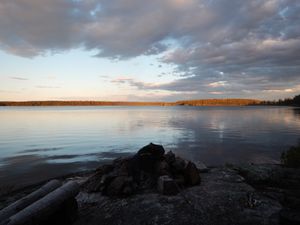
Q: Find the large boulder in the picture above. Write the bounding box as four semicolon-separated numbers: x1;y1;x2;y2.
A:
184;162;201;185
171;157;187;173
136;143;165;173
137;143;165;159
165;151;176;164
130;143;166;183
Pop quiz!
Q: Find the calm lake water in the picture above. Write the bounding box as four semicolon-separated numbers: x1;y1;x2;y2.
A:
1;106;300;187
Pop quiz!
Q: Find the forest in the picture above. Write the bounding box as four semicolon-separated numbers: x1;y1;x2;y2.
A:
260;94;300;106
0;99;261;106
1;95;299;106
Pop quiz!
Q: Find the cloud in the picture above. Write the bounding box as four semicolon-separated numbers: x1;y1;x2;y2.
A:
111;77;161;89
0;0;299;98
47;76;56;80
0;89;18;93
10;76;28;80
209;92;224;95
99;75;109;79
207;81;228;88
35;85;60;89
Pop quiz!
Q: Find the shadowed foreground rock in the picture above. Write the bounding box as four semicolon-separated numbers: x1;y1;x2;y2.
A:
75;143;292;225
233;164;300;225
2;144;300;225
75;167;282;225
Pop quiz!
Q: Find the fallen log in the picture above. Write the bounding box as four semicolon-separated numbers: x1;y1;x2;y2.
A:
0;180;61;223
5;181;79;225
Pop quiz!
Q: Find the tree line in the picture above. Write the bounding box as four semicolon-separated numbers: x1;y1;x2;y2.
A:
260;94;300;106
0;99;261;106
1;95;299;106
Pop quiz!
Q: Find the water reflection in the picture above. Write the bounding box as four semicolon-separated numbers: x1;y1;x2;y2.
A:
168;107;300;164
0;106;300;188
293;108;300;117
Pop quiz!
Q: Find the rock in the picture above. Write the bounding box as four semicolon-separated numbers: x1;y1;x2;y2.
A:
173;175;185;187
44;198;78;225
138;171;156;190
83;144;204;197
113;157;131;176
235;164;300;189
129;155;142;183
234;164;283;186
184;162;201;185
280;208;300;225
113;156;130;165
171;157;187;173
83;171;105;193
105;176;133;196
165;151;176;164
134;143;165;174
75;167;283;225
195;162;209;173
122;185;134;196
157;176;179;195
95;164;114;173
137;143;165;160
100;171;119;186
84;164;116;192
285;192;300;209
155;160;170;176
234;164;300;225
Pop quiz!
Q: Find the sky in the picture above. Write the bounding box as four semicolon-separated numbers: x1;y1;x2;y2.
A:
0;0;300;101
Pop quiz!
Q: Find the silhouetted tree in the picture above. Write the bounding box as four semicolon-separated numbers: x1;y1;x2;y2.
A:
293;94;300;105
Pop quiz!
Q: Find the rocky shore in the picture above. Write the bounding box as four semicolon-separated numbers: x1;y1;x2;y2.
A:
1;143;299;225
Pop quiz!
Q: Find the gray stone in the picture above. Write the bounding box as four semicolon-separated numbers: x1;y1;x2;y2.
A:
75;168;282;225
132;143;166;176
173;175;185;187
137;143;165;160
84;164;115;192
106;176;132;196
171;157;187;173
195;162;209;173
157;176;179;196
165;151;176;164
280;208;300;225
184;162;201;185
155;160;170;176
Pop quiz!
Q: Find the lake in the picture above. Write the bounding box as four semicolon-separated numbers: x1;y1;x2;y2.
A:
1;106;300;187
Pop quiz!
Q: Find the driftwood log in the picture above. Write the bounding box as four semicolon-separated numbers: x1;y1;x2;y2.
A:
4;181;79;225
0;180;61;224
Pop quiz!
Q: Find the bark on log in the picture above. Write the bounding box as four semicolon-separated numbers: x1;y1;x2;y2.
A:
0;180;61;223
6;181;79;225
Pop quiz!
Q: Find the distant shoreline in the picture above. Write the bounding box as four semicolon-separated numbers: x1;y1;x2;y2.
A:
1;94;299;107
0;99;262;106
